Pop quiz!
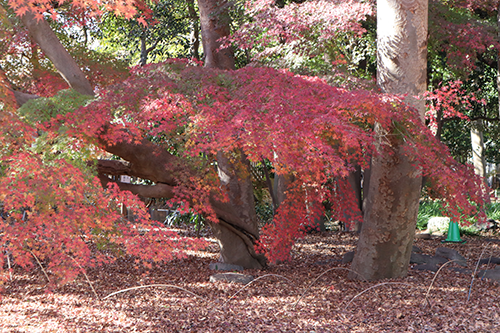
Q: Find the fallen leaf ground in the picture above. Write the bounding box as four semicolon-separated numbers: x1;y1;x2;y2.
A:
1;229;500;332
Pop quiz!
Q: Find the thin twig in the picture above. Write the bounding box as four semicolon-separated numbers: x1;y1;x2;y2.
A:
468;243;491;303
345;282;416;310
103;284;205;300
424;259;462;308
29;250;50;283
222;274;292;307
293;267;367;309
67;255;100;300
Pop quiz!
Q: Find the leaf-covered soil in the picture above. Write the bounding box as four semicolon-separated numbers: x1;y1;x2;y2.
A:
1;229;500;332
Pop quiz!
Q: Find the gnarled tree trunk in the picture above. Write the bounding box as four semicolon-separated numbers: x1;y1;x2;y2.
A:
349;0;428;280
197;0;266;268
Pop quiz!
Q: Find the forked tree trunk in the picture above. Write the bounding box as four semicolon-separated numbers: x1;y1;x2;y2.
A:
198;0;265;268
349;0;428;280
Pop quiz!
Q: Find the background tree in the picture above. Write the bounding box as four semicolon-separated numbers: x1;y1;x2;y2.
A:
95;0;194;66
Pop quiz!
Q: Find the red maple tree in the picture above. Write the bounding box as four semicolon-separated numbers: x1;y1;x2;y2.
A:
0;0;489;284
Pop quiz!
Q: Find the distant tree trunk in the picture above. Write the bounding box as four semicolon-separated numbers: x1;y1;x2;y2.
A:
273;173;295;209
140;34;148;66
349;0;428;281
139;30;159;67
198;0;265;268
471;119;491;203
342;167;363;232
187;0;201;60
471;119;486;179
197;0;234;69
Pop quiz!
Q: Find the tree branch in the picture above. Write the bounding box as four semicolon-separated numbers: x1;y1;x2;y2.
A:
11;89;39;107
20;11;94;96
95;159;132;176
98;174;175;198
98;131;181;185
146;38;161;54
470;115;500;122
441;115;500;124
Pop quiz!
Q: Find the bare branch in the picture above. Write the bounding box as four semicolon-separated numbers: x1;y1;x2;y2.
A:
11;89;39;107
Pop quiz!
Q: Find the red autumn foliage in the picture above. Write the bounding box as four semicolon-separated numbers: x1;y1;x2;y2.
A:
424;80;486;134
226;0;373;63
0;0;490;283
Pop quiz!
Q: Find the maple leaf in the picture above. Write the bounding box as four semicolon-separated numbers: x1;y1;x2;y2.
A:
14;6;28;17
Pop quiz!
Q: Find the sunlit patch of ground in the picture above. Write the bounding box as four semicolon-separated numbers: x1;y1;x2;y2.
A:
1;230;500;332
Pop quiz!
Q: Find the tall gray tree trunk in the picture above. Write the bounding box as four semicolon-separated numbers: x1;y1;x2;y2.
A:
349;0;428;281
471;119;486;179
187;0;201;60
198;0;265;268
471;119;491;203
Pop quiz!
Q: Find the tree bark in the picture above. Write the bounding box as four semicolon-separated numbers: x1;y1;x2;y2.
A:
11;89;39;106
20;12;94;96
211;152;266;268
349;0;428;280
197;0;235;70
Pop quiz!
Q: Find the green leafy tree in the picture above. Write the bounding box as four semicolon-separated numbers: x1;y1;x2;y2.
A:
95;0;194;65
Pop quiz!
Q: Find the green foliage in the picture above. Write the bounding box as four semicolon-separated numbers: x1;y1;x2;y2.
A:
94;0;192;65
17;90;98;168
417;200;444;230
485;202;500;221
18;89;93;123
426;1;500;166
417;200;500;231
255;201;273;226
164;208;204;231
